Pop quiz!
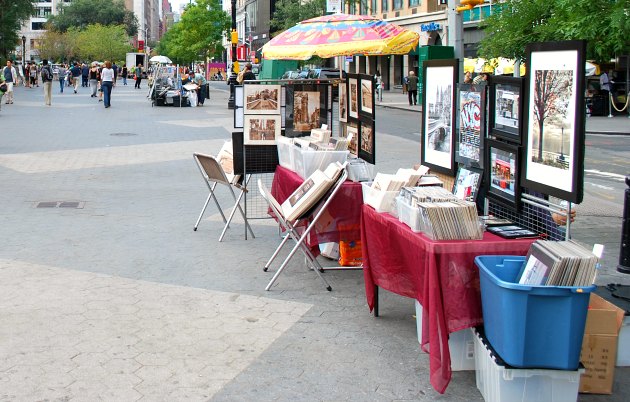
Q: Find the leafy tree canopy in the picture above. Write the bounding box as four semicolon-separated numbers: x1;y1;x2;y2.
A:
270;0;326;33
157;0;229;64
478;0;630;63
0;0;35;60
48;0;138;37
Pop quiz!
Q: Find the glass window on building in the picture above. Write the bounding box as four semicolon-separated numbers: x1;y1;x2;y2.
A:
381;0;388;12
371;0;377;14
349;1;356;14
409;0;420;6
31;22;46;31
394;0;403;9
360;1;367;15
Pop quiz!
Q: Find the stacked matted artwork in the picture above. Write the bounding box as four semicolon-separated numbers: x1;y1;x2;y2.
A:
342;73;376;164
241;84;283;145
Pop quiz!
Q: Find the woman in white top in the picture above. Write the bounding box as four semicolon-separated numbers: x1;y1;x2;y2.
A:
100;61;115;108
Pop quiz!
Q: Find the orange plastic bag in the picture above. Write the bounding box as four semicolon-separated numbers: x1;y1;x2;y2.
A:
339;240;362;267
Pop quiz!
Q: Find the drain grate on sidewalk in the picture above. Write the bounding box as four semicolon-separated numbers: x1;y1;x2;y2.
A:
34;201;85;209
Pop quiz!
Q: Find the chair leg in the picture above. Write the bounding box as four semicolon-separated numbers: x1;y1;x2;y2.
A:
208;183;228;224
230;186;255;238
194;193;213;231
264;232;291;271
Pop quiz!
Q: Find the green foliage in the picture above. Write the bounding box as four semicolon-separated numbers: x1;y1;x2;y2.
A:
478;0;630;63
37;29;78;62
270;0;326;33
48;0;138;36
156;0;229;64
0;0;34;60
76;24;132;62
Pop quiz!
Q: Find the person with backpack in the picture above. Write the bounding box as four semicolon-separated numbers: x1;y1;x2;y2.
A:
41;59;54;106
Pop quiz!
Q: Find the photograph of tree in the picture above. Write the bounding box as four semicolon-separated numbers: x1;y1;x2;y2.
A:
531;69;574;170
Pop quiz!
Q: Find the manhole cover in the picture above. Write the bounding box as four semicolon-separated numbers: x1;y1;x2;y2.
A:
36;201;58;208
35;201;85;209
59;201;81;208
110;132;138;137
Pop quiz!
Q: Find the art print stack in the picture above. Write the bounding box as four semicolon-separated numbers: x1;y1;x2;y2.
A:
519;240;598;287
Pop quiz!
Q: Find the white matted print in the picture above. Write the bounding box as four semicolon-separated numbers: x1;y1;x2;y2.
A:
526;50;577;193
423;66;454;170
346;123;359;157
339;83;347;122
243;84;281;115
244;115;281;145
360;79;373;116
349;78;359;119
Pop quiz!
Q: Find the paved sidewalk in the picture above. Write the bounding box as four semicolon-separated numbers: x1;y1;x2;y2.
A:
377;90;630;135
0;83;628;401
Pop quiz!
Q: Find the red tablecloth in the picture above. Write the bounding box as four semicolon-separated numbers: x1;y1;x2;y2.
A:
271;165;363;245
360;205;535;394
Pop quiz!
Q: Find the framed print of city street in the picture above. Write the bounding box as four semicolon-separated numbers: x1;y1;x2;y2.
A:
488;76;523;144
339;81;348;122
485;138;521;210
359;115;375;164
284;84;328;138
359;74;375;118
243;84;281;115
348;75;359;120
522;40;586;204
421;59;458;176
346;122;359;157
455;83;485;168
244;115;281;145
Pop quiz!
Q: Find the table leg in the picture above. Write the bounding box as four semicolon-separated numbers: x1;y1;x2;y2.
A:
374;285;379;317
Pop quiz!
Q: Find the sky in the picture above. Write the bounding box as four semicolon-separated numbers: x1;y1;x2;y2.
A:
169;0;193;13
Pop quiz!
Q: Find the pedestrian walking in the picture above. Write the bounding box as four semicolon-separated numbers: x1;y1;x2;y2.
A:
29;63;38;87
89;63;100;98
57;64;67;93
121;64;128;85
101;61;115;108
22;63;30;88
70;63;82;93
193;71;207;106
2;60;18;104
81;63;89;87
41;60;53;106
134;64;143;89
0;74;7;111
374;70;383;102
406;70;418;106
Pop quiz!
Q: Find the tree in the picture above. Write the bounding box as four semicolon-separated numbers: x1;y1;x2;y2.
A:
478;0;630;63
48;0;138;37
37;29;78;62
157;0;229;64
76;24;131;62
270;0;326;33
0;0;34;60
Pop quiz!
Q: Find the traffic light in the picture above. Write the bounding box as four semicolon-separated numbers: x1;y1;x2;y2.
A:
456;0;485;13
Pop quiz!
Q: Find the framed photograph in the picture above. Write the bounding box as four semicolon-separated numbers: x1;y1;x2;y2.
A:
453;165;483;202
244;115;281;145
485;138;521;210
243;84;281;115
521;40;586;204
339;81;348;122
346;122;359;157
284;84;328;138
359;75;374;118
421;59;458;176
348;76;359;120
488;76;524;144
455;83;485;167
359;116;375;164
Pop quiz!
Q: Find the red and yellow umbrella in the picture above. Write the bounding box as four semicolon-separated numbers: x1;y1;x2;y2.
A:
262;14;420;60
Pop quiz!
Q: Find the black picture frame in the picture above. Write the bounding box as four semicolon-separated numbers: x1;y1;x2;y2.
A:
521;40;586;204
358;74;375;119
347;73;360;121
358;115;375;164
421;59;458;176
284;83;329;138
488;75;524;144
455;83;486;168
485;138;521;210
452;165;483;203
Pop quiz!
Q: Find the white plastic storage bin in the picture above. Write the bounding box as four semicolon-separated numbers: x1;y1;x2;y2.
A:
361;182;399;215
396;197;423;233
276;141;295;171
292;148;349;179
473;328;583;402
415;301;475;371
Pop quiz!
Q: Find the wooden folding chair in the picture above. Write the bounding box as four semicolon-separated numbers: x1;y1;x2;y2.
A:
193;153;254;241
258;169;348;291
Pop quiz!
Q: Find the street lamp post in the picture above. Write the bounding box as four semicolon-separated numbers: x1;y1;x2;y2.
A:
22;35;26;66
227;0;238;109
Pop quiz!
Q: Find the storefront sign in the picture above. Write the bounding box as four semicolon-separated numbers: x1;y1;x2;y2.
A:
420;23;442;32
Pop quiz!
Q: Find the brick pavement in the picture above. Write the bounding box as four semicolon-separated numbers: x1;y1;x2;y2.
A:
0;82;627;401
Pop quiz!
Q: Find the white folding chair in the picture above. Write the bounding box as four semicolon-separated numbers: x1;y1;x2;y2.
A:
258;169;348;291
193;153;254;241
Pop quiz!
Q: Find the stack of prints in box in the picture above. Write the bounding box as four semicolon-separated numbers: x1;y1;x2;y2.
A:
399;187;483;240
519;240;598;286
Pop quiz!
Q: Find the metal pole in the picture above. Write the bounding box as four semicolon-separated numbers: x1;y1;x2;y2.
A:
447;0;464;79
227;0;238;109
618;175;630;274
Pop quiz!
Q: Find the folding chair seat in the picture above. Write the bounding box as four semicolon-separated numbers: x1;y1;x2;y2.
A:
193;152;254;241
258;169;348;291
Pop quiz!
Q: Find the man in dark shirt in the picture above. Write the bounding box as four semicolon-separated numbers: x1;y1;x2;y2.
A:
81;63;89;87
241;63;256;81
70;63;82;93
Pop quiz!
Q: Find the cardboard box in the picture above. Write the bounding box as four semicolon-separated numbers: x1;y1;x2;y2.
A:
579;293;625;394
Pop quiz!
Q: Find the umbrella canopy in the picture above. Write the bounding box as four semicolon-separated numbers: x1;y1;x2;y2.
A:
262;14;419;60
149;55;172;64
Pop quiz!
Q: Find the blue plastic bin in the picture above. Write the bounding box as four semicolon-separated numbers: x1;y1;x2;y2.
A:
475;255;595;370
